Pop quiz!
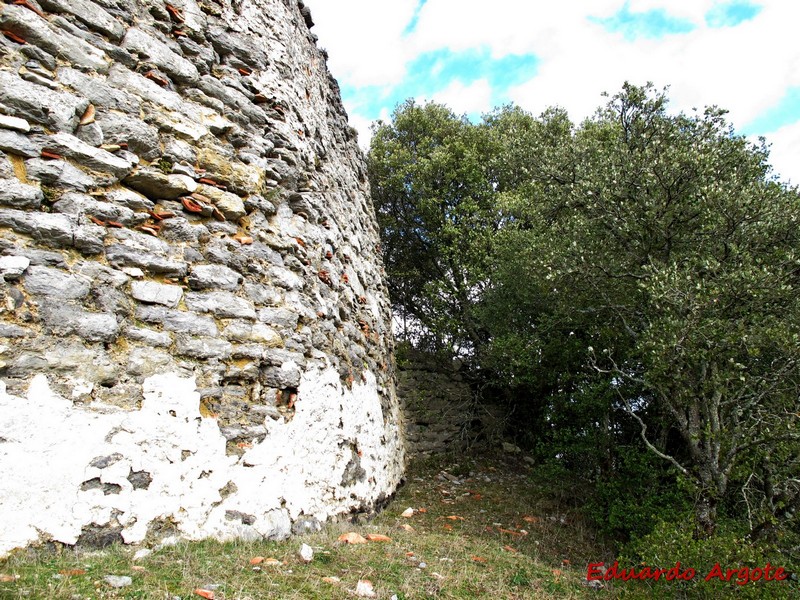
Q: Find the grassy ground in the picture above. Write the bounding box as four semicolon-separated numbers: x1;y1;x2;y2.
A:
2;451;794;599
1;452;611;599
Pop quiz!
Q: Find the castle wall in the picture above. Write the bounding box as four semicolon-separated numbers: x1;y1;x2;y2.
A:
0;0;404;556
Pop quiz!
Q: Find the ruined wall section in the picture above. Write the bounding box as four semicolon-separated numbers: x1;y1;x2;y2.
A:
0;0;404;556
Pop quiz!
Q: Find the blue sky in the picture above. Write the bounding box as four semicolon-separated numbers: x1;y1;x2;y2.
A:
304;0;800;183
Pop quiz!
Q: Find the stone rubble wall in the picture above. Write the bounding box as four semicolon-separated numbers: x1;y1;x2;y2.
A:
0;0;404;556
397;355;503;457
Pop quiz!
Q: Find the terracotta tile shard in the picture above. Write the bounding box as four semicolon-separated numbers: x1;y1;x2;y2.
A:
137;224;160;236
238;68;252;76
365;534;391;542
40;149;62;160
252;93;268;104
211;207;225;221
233;233;253;245
165;4;185;22
13;0;46;18
144;71;169;87
88;215;107;226
249;556;265;565
181;197;204;213
1;30;26;44
79;104;96;126
193;590;214;599
337;532;367;544
471;556;487;563
58;569;87;576
497;527;526;537
0;574;20;582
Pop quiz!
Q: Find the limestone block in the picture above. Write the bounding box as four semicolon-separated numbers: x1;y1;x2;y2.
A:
39;301;119;343
122;28;199;84
23;265;91;299
0;181;44;210
188;264;243;290
0;71;88;133
0;209;105;254
123;169;197;200
131;280;183;307
0;5;109;73
25;158;95;192
106;244;188;276
135;305;217;336
37;0;126;40
185;291;257;320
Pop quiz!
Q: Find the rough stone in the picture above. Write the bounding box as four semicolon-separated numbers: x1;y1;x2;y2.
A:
41;133;136;179
131;280;183;307
0;71;88;133
97;112;161;161
37;0;126;41
0;181;43;210
106;244;187;277
185;291;256;320
135;305;217;336
0;115;30;133
188;264;243;291
175;335;233;359
0;5;109;73
125;326;173;348
24;158;95;192
0;0;403;560
0;209;105;254
39;301;119;343
23;265;91;299
0;256;30;280
122;28;200;84
123;170;197;200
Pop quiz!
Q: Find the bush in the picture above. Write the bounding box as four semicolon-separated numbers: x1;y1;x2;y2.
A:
612;519;799;599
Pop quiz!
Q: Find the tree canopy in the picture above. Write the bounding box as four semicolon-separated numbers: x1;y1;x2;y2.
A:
368;84;800;547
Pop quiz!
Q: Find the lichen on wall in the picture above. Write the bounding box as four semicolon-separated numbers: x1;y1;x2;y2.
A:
0;0;404;556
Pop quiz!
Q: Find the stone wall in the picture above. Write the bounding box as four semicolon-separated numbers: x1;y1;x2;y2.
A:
398;354;503;457
0;0;404;556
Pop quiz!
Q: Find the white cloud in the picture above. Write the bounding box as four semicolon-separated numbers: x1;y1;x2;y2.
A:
304;0;800;182
761;121;800;185
430;79;493;116
302;0;419;87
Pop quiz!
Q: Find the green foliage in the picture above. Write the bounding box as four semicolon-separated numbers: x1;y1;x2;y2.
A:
370;84;800;545
620;519;799;599
587;449;691;541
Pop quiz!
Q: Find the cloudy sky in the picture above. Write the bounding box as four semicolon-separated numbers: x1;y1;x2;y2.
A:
302;0;800;184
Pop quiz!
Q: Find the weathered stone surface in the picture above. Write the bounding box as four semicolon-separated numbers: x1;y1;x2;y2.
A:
192;184;246;221
125;326;172;347
131;281;183;307
135;305;217;336
123;170;197;200
0;209;105;254
0;0;403;561
0;181;43;210
24;158;95;192
23;265;91;299
0;115;30;133
42;133;136;179
37;0;126;41
106;244;187;277
175;335;233;359
188;264;243;291
223;320;282;345
39;301;119;343
57;68;141;114
122;28;199;85
258;307;299;329
53;192;142;227
0;129;42;158
0;255;30;281
97;113;160;161
185;291;256;320
0;71;88;133
0;5;109;73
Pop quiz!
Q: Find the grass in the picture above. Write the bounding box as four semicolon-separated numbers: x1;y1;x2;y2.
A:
2;451;793;599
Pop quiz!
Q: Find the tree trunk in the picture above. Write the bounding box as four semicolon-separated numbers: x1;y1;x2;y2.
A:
694;493;718;539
